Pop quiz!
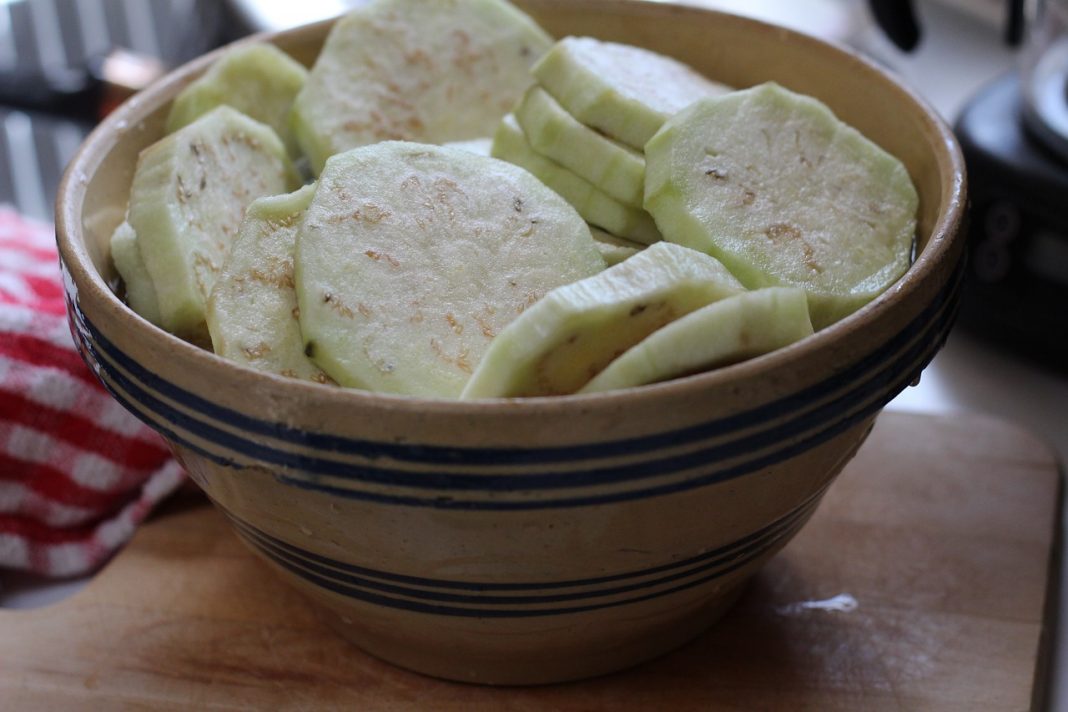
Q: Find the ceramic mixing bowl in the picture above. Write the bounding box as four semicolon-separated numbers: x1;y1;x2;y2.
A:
54;0;966;685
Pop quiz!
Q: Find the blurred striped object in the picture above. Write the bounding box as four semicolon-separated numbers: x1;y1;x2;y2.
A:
0;0;228;221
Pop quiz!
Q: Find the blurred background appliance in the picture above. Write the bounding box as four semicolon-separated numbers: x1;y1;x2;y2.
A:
951;0;1068;368
866;0;1068;368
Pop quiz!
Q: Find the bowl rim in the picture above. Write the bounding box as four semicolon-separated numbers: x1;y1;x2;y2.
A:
54;0;967;417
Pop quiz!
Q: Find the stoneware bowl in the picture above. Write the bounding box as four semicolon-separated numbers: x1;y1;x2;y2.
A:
55;0;965;685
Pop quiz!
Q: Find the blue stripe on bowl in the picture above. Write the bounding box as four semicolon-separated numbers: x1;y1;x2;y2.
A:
229;509;813;618
68;313;239;470
79;290;935;506
272;366;894;509
66;262;960;509
75;264;957;466
67;278;958;509
88;276;941;490
72;255;963;470
225;486;822;601
64;257;960;509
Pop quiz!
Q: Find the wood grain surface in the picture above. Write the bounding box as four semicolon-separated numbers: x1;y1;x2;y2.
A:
0;412;1060;710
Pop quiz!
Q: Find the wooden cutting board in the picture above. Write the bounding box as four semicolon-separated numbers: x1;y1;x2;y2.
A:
0;412;1060;711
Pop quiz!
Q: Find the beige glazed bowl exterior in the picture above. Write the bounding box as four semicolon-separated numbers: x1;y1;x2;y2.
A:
55;0;966;685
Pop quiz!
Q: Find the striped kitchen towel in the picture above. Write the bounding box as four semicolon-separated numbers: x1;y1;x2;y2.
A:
0;205;183;577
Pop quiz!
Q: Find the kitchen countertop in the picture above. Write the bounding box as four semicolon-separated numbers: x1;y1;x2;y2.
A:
889;332;1068;710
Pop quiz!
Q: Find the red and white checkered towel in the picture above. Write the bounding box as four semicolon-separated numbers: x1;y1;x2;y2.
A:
0;206;183;577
